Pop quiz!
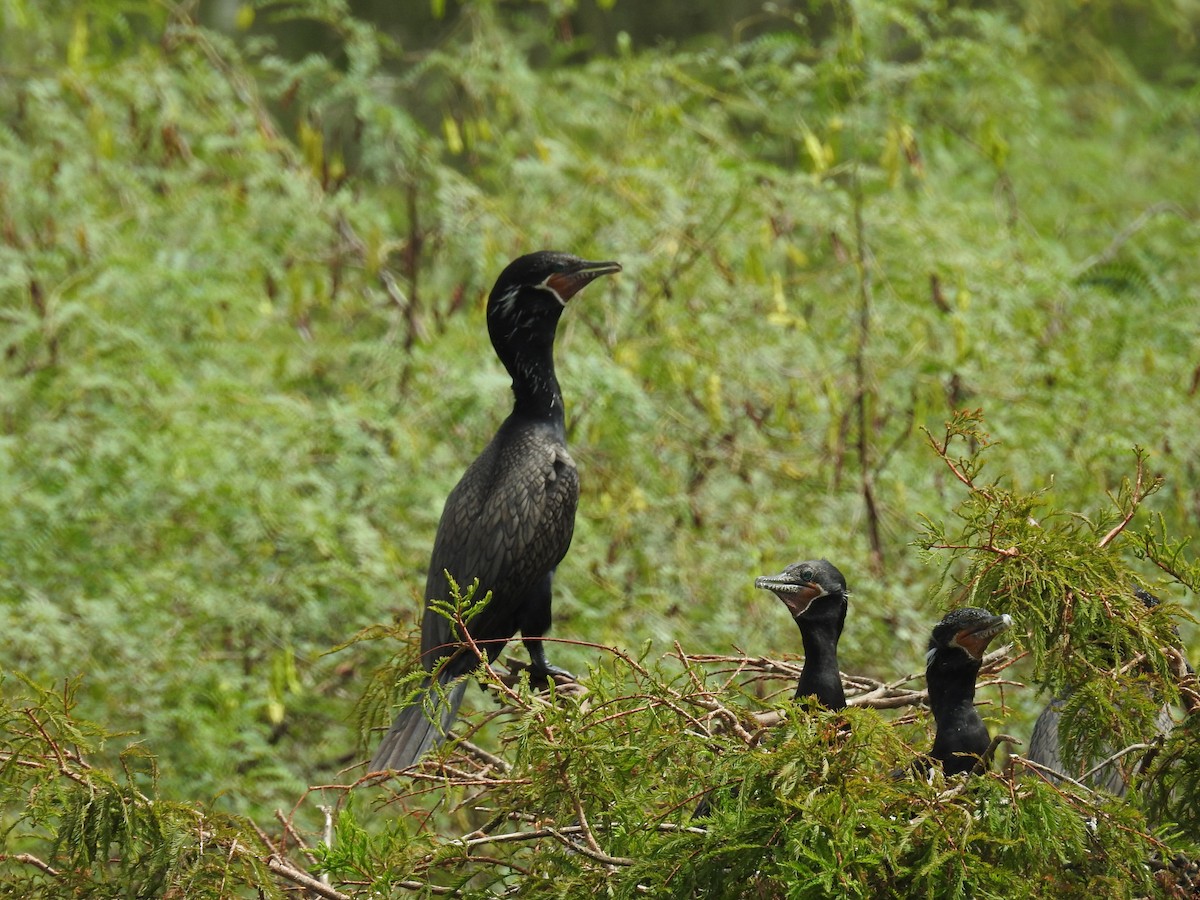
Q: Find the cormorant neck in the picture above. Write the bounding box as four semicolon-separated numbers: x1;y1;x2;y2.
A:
506;340;564;425
927;663;989;773
927;664;979;725
796;621;846;710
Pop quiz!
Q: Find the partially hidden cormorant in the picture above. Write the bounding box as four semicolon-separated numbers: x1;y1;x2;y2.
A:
1027;588;1179;795
693;559;850;819
924;607;1012;776
370;251;621;772
755;559;849;709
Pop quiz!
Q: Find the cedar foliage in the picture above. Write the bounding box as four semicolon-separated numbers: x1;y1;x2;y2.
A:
1;0;1198;895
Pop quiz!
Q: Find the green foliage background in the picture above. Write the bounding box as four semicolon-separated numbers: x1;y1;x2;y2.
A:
1;0;1198;895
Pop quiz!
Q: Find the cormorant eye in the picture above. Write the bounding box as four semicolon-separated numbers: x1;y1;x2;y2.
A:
799;568;813;582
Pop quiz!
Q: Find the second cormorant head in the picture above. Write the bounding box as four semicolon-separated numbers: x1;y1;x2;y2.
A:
926;607;1012;669
755;559;849;709
925;607;1012;775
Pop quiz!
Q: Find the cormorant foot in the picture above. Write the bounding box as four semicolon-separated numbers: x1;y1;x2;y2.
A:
528;661;575;682
524;643;575;683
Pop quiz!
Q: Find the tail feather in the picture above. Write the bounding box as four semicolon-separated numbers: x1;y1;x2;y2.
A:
370;676;468;772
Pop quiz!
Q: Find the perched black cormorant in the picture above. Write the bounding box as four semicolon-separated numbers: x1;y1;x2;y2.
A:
755;559;849;709
1027;589;1179;794
924;607;1012;776
370;251;621;772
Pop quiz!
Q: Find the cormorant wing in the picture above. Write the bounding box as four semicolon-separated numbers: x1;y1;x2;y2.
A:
419;422;579;674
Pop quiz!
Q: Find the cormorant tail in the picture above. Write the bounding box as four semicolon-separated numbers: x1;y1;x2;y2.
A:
370;676;468;772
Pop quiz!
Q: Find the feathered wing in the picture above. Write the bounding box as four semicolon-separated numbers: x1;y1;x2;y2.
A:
372;421;578;771
1027;692;1174;795
421;422;578;675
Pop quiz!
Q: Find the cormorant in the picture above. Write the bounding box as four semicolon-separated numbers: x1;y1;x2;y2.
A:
370;251;621;772
1027;589;1179;794
755;559;849;709
924;607;1012;776
693;559;849;819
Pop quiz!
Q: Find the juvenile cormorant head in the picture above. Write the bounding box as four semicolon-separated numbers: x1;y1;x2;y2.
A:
754;559;848;629
755;559;849;709
926;607;1012;669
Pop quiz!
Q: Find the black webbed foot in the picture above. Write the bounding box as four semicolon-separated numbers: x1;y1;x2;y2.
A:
525;642;574;683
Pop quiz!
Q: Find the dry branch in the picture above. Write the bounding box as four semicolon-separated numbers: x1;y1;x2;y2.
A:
264;855;351;900
1;853;61;877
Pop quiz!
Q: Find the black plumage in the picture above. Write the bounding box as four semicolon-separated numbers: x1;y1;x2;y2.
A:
694;559;850;819
1027;588;1180;794
924;607;1012;776
755;559;849;710
370;251;621;772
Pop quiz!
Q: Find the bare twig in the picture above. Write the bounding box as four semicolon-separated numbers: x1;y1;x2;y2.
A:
21;709;88;787
1078;743;1155;784
1098;452;1146;549
453;819;693;856
457;739;512;773
922;424;979;492
248;819;280;858
1;853;60;877
495;658;588;700
1010;755;1099;797
392;880;460;895
1073;201;1188;275
319;805;335;886
925;542;1019;557
850;179;885;575
977;733;1022;775
1165;647;1200;715
677;646;1015;719
547;826;635;867
446;820;637;869
573;796;606;858
1012;759;1177;856
0;752;49;772
274;809;318;866
264;855;351;900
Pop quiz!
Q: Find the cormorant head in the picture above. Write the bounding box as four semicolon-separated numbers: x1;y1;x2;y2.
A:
755;559;848;630
486;251;621;357
926;607;1012;672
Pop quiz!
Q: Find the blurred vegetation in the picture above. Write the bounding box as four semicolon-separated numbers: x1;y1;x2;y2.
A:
1;0;1198;894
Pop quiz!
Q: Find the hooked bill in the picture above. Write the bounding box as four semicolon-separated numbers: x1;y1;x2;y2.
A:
543;260;622;304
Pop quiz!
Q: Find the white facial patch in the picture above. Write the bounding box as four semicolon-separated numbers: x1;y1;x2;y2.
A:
538;276;568;307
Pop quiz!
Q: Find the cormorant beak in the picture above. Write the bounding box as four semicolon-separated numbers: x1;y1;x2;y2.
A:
950;613;1012;660
543;260;622;304
755;574;828;619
